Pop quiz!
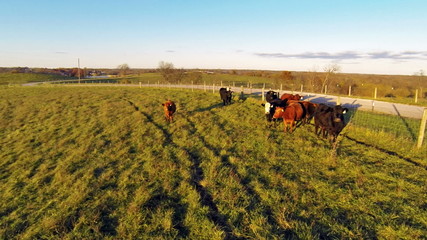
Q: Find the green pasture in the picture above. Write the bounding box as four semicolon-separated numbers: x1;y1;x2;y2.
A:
0;86;426;239
0;73;72;85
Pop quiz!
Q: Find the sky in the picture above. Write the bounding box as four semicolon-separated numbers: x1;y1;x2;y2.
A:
1;0;426;75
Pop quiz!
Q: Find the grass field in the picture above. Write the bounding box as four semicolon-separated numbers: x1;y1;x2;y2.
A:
1;86;426;239
0;73;72;85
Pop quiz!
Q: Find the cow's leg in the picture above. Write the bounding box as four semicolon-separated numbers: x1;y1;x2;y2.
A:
315;124;320;136
289;121;295;133
283;120;287;133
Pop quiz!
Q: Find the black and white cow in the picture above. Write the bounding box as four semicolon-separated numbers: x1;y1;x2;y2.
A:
314;104;349;142
262;99;287;122
219;87;233;106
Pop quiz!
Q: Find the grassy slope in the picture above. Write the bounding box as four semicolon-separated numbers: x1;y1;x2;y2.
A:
0;86;426;239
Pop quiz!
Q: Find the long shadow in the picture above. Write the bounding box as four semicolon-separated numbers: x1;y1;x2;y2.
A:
306;96;336;105
142;188;189;237
183;116;298;238
392;104;417;141
124;99;238;239
191;103;223;113
345;136;426;170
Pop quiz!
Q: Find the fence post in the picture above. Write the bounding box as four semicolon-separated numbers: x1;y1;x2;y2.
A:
417;108;427;148
300;84;303;94
349;85;352;96
139;82;142;88
372;101;375;111
374;87;377;99
191;81;194;92
415;89;418;103
204;81;206;92
213;83;215;94
337;96;341;105
262;88;265;102
280;84;283;92
324;85;327;94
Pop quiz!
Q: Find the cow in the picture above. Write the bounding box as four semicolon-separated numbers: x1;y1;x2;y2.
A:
287;100;318;124
314;104;349;142
219;87;233;106
272;102;305;133
262;99;287;122
162;100;176;123
280;93;303;101
265;90;279;103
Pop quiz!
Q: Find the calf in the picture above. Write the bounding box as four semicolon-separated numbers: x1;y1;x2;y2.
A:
314;104;348;142
272;102;305;133
219;87;233;106
162;100;176;123
280;93;303;101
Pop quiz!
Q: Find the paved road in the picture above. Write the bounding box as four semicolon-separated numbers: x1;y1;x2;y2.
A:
174;84;425;120
23;81;426;120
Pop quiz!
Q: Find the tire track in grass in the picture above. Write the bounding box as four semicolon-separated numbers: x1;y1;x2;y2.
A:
182;112;298;238
124;99;237;239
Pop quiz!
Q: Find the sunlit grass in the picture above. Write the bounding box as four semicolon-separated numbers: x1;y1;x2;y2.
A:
0;86;426;239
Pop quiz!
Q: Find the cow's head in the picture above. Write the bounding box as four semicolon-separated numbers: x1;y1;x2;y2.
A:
162;101;175;111
332;105;348;123
262;102;275;122
272;107;285;119
293;94;303;100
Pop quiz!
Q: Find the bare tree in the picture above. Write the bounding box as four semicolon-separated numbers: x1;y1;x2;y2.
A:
414;69;425;98
322;64;341;94
117;63;130;77
306;67;322;92
157;61;184;84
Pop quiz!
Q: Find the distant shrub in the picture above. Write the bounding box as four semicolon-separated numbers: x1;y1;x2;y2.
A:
385;93;396;98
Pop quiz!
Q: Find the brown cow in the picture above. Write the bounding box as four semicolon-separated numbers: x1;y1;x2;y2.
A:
272;102;305;133
280;93;302;101
287;100;317;124
162;100;176;122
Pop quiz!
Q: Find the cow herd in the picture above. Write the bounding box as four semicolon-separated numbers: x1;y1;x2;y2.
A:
262;90;349;142
161;88;349;143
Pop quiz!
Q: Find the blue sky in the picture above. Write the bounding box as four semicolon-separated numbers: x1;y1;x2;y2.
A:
1;0;426;75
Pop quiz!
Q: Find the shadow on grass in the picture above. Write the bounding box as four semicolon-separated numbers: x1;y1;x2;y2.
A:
392;104;417;141
125;99;237;239
345;136;426;170
143;188;190;237
183;115;298;239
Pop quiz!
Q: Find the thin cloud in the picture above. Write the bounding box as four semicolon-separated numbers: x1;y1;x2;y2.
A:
255;51;427;60
54;51;68;54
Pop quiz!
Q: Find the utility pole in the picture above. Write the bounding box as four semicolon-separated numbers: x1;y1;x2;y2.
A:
78;58;81;84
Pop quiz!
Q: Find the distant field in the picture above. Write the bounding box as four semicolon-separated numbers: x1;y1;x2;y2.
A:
1;86;426;239
0;73;72;85
2;72;427;106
